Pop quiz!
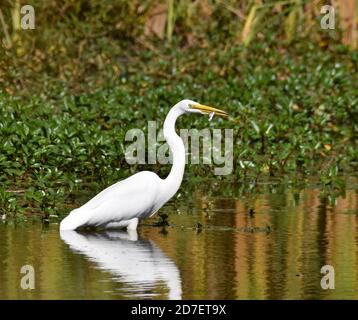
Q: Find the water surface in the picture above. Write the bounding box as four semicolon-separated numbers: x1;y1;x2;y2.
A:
0;178;357;299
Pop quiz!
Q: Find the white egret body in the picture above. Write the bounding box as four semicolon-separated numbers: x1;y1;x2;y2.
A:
60;99;227;231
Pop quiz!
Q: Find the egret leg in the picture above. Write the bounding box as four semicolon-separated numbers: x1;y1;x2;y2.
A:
105;230;138;241
105;220;130;229
104;218;138;231
127;218;138;231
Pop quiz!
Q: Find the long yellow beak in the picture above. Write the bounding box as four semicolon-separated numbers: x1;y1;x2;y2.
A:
189;103;228;117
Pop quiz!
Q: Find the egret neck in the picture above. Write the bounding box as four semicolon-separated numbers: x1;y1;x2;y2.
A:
161;105;186;203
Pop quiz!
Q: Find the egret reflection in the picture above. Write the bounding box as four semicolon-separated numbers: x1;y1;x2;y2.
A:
60;230;182;299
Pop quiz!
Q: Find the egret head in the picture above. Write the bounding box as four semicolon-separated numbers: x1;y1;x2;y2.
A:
177;99;228;118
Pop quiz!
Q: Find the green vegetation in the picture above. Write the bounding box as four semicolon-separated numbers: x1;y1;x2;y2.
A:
0;1;357;219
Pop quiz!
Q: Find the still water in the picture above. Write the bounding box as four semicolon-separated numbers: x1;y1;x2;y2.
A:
0;178;357;299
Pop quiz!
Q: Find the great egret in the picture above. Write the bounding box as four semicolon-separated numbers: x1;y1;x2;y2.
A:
60;99;228;231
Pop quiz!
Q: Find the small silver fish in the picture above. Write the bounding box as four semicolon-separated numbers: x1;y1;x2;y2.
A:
209;112;215;121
